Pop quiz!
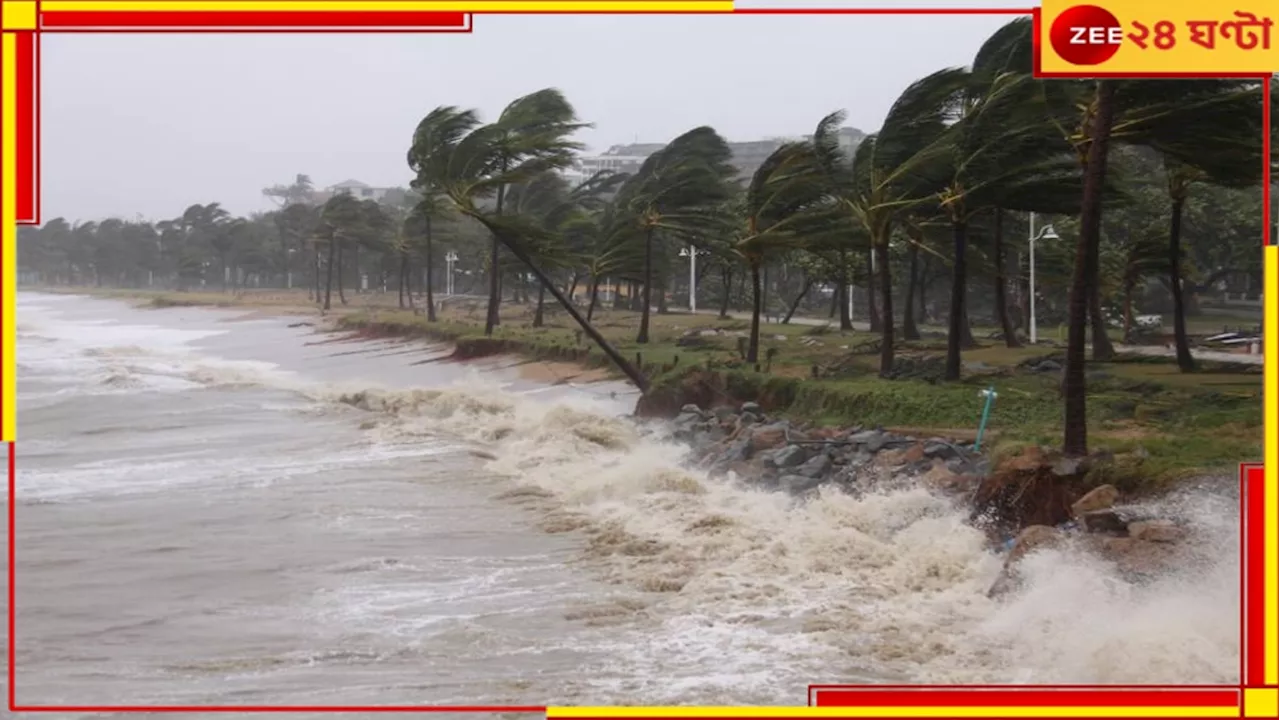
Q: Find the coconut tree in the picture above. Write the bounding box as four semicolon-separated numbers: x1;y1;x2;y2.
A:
409;99;651;392
734;142;840;363
811;68;965;376
605;127;736;344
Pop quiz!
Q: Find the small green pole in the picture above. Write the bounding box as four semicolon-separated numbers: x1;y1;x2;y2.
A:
975;385;998;451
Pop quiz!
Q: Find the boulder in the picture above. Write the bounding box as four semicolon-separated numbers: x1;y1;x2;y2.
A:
770;444;809;469
987;525;1064;598
779;474;826;495
1127;519;1184;544
749;423;789;453
1071;484;1119;517
795;452;833;479
849;429;889;452
923;440;958;460
679;404;704;416
1079;508;1130;535
740;401;762;415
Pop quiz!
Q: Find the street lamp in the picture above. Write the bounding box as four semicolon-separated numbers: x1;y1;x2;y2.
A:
678;245;706;313
445;251;459;296
1028;211;1060;344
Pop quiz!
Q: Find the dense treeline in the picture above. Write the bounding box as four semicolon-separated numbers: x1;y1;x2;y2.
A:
18;19;1275;456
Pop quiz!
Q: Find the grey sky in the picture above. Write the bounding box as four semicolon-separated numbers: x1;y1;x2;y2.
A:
43;10;1017;223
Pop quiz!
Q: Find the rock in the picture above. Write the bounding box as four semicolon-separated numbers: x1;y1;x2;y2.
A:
712;406;737;421
740;401;762;415
849;429;889;452
779;474;825;495
749;424;789;453
796;452;833;479
679;404;704;416
736;411;761;428
923;440;958;460
1051;455;1090;477
771;444;809;469
1128;519;1184;543
1079;509;1129;535
1071;484;1119;517
987;525;1064;598
713;438;752;468
1084;535;1184;580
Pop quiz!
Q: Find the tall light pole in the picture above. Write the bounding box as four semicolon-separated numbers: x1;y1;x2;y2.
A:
1028;211;1060;344
679;245;704;313
445;251;459;296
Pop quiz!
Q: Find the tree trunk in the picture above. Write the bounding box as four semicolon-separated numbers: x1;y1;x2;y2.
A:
876;242;895;377
944;221;968;381
637;228;655;343
489;223;649;392
992;208;1021;348
1122;277;1134;343
323;239;336;311
782;277;813;324
485;185;507;335
1088;241;1115;361
747;259;762;364
397;253;407;309
424;217;437;321
828;282;839;318
312;247;321;303
719;267;732;318
1064;80;1118;457
1168;196;1197;371
586;276;600;322
866;247;881;332
903;243;921;341
918;254;931;324
838;253;854;331
533;283;546;327
336;244;348;306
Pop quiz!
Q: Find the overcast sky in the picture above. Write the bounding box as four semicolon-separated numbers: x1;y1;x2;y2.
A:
43;10;1017;222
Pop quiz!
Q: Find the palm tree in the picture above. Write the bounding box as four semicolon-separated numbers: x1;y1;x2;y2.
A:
606;127;736;344
735;142;836;364
812;69;964;377
317;193;363;310
410;98;651;392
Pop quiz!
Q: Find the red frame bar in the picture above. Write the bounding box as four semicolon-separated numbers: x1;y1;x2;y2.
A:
1243;464;1267;685
14;31;36;225
41;10;471;30
811;689;1240;708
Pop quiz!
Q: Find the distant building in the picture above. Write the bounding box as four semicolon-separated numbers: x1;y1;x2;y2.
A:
309;179;395;205
564;127;867;186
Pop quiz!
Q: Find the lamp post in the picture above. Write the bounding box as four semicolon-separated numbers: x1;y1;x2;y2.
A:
678;245;705;313
445;251;459;296
1028;212;1060;344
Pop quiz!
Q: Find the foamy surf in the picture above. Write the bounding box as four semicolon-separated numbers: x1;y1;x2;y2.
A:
13;292;1240;708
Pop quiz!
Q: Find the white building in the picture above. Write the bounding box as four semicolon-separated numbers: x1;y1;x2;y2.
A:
310;179;394;204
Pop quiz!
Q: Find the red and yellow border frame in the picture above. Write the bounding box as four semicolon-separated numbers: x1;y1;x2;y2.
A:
0;1;1275;717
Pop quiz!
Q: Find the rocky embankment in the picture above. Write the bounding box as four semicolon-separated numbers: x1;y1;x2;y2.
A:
670;401;988;497
669;402;1196;596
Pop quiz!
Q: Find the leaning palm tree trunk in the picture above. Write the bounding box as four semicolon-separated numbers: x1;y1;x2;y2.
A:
323;239;336;311
782;277;813;324
489;224;648;391
1064;80;1119;457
